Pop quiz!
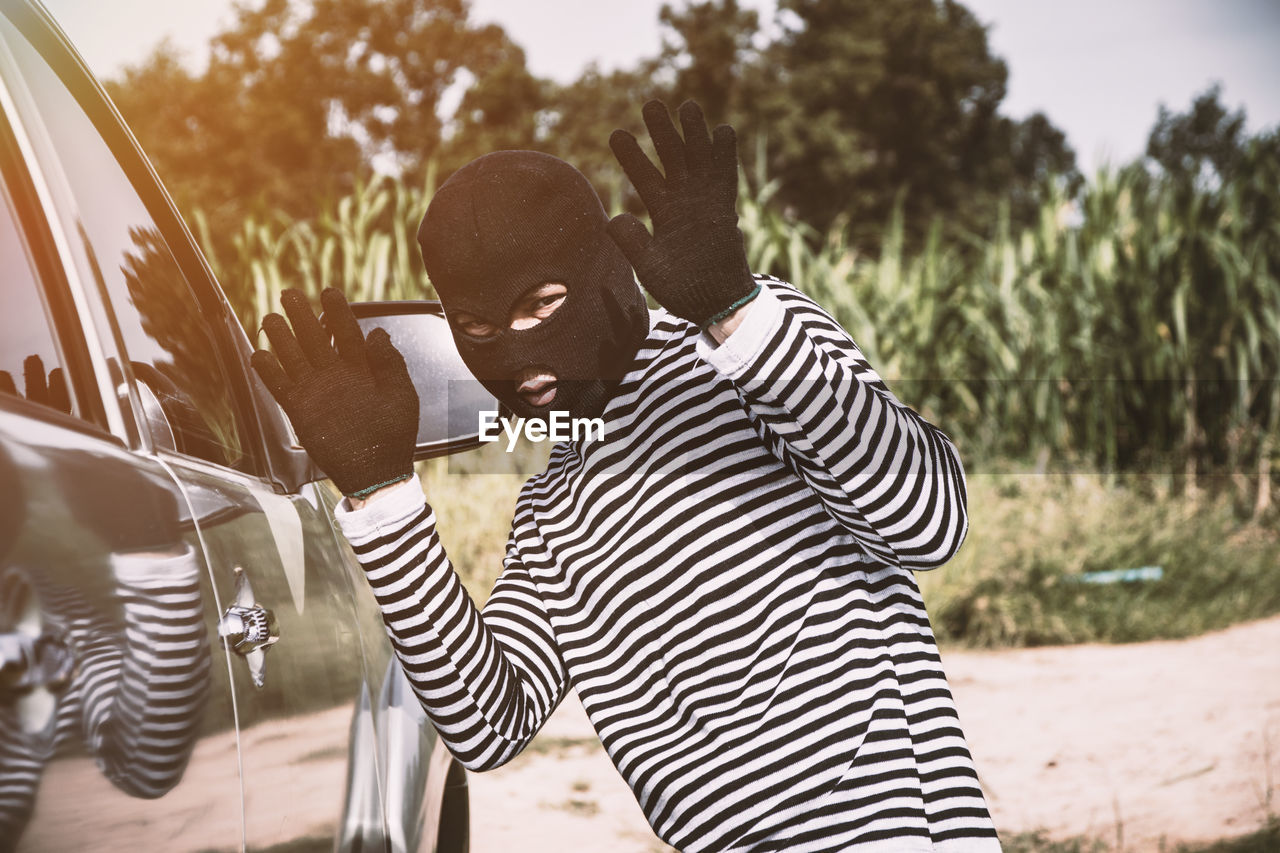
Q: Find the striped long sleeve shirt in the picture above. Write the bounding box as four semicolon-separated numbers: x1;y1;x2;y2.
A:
336;276;1000;852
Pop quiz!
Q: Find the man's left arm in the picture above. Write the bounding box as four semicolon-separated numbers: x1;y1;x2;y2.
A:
699;275;969;571
608;100;966;571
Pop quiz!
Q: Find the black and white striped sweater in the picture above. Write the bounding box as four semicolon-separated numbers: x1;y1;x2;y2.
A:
337;277;999;851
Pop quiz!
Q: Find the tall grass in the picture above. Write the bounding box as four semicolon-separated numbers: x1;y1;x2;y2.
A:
195;168;440;332
201;158;1280;512
918;471;1280;647
201;157;1280;644
740;162;1280;510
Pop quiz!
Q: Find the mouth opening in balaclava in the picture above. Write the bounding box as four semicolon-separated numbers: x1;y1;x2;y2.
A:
417;150;650;423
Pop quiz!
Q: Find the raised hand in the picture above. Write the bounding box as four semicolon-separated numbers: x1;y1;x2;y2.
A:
607;99;757;328
0;355;72;413
251;288;419;498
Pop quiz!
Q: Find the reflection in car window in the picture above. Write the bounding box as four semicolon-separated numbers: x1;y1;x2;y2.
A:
0;171;72;416
0;16;247;469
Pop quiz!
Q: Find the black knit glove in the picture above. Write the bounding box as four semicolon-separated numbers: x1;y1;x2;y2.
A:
0;355;72;413
251;288;419;498
607;99;757;328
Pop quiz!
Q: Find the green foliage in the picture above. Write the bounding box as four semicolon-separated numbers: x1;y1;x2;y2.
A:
1148;84;1252;186
107;0;542;276
760;0;1007;237
738;129;1280;500
736;0;1078;243
656;0;761;121
537;63;667;214
918;473;1280;647
198;171;438;332
204;94;1280;513
1171;819;1280;853
107;0;1079;256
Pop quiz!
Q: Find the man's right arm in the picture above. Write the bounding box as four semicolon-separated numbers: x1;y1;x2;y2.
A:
335;474;568;771
248;287;566;770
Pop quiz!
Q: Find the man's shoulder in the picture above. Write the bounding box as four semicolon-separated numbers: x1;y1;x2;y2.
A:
751;273;852;335
752;273;820;310
629;304;702;371
753;272;798;292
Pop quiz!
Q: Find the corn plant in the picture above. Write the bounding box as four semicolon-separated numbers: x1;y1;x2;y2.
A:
199;170;439;335
199;157;1280;513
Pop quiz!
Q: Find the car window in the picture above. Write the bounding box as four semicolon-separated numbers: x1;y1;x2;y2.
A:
0;14;249;470
0;164;73;416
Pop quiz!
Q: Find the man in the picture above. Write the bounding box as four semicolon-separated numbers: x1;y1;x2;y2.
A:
252;100;999;851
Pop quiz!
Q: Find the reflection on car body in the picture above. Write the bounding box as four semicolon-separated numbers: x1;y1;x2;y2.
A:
0;552;210;846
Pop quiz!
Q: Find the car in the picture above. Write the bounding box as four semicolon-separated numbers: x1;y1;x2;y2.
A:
0;1;489;850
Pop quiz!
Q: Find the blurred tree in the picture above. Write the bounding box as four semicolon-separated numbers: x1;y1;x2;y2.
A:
746;0;1078;245
107;0;541;245
535;1;757;216
444;37;548;171
990;111;1082;231
657;0;760;121
109;0;1081;259
1147;84;1248;188
538;63;668;213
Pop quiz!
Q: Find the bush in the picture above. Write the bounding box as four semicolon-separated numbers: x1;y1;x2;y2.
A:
919;472;1280;647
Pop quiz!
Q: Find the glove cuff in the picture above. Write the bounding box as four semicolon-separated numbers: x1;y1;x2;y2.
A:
702;283;761;329
347;472;415;500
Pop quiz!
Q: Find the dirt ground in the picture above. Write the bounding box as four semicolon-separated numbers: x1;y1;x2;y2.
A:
466;615;1280;852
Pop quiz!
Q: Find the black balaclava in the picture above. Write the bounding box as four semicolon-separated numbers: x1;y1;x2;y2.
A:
418;151;650;421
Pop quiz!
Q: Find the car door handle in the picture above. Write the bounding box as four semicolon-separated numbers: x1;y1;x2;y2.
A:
218;567;279;689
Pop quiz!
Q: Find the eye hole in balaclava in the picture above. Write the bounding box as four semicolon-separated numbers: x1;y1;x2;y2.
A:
417;151;650;421
450;283;569;345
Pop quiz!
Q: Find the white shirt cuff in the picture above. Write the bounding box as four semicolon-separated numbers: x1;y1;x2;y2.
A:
333;473;428;543
695;284;784;379
111;543;201;588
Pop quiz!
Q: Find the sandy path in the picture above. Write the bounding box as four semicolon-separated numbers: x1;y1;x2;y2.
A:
466;616;1280;851
949;615;1280;849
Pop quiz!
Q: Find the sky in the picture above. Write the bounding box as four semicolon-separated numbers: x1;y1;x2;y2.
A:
37;0;1280;170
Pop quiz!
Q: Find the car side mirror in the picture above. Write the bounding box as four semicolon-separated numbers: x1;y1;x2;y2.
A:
347;301;497;460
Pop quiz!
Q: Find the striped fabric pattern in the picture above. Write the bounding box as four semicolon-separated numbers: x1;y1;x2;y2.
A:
340;276;999;851
0;548;209;842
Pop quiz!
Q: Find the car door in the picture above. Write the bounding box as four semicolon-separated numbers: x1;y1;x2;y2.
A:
0;7;397;850
0;56;241;853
